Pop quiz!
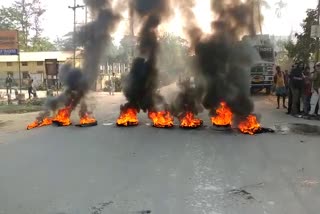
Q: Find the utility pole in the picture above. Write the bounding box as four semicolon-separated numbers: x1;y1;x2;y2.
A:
316;0;320;62
85;6;88;25
68;0;85;67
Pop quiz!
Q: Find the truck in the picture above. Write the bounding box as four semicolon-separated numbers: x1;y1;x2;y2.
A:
243;35;275;94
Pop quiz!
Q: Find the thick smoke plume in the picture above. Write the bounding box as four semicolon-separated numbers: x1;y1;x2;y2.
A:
199;0;259;118
122;0;171;112
172;0;260;121
174;0;202;49
36;0;120;121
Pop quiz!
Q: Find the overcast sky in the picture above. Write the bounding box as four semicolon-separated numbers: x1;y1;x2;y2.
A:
0;0;318;41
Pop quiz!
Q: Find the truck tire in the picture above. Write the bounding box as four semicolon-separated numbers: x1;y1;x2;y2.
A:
266;87;271;95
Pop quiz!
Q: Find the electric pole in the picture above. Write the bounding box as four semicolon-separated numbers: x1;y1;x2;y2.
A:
68;0;85;67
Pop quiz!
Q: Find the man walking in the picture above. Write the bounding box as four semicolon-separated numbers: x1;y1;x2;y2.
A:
27;77;36;99
310;62;320;116
5;73;13;95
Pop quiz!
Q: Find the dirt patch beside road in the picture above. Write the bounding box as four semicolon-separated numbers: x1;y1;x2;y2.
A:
0;112;39;135
0;104;43;114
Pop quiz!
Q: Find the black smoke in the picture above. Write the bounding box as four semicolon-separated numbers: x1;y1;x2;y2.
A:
122;0;171;112
35;0;120;121
199;0;259;119
171;0;260;121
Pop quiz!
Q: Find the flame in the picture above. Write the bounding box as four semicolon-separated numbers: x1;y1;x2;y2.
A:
180;112;203;128
238;115;261;135
27;117;53;130
79;113;97;125
52;106;72;126
116;108;139;126
211;102;233;126
148;110;174;128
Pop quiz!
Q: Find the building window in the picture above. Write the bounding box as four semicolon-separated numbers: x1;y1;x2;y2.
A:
21;62;28;66
37;61;43;66
7;62;13;66
37;70;43;74
22;71;29;79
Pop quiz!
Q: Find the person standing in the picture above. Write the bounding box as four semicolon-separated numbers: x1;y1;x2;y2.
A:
287;69;293;114
110;72;115;96
284;70;289;88
274;66;287;109
5;73;13;95
302;67;312;115
27;77;34;99
32;79;37;98
309;62;320;116
290;62;304;115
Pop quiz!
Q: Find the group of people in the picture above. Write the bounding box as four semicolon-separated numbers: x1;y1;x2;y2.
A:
274;61;320;117
4;73;37;99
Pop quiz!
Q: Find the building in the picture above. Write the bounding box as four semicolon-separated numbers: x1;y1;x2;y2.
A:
0;51;75;88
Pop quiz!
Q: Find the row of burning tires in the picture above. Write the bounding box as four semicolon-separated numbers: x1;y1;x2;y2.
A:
116;102;264;135
27;102;268;135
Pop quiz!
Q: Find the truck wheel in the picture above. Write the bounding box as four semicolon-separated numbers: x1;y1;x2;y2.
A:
266;87;271;95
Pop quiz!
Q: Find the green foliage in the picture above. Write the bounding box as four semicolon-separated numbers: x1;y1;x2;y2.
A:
285;9;318;63
102;34;189;83
54;32;81;51
0;0;55;52
274;38;292;68
157;33;189;80
31;37;56;51
103;35;135;64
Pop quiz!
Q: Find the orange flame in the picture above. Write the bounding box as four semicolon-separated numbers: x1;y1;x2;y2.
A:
27;117;53;130
79;113;97;125
148;110;174;128
52;106;72;126
180;112;203;128
211;102;233;126
238;115;261;135
116;108;139;126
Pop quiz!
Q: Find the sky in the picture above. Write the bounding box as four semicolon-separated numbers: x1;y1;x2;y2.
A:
0;0;318;42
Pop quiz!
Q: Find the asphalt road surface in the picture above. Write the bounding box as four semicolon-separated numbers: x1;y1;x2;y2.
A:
0;92;320;214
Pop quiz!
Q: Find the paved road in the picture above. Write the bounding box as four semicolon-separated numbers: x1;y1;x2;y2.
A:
0;93;320;214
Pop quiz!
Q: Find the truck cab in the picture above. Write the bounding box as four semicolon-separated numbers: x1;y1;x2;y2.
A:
251;60;274;94
243;35;275;94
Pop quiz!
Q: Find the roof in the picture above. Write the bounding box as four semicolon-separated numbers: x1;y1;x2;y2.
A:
0;51;74;62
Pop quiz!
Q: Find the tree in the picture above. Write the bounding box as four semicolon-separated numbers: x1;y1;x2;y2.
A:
54;32;75;51
274;38;292;69
0;7;19;29
105;41;120;63
0;0;55;51
30;0;46;47
32;37;56;51
157;33;189;81
285;9;318;63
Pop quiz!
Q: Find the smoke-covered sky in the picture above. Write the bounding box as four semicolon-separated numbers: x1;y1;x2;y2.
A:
0;0;318;42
